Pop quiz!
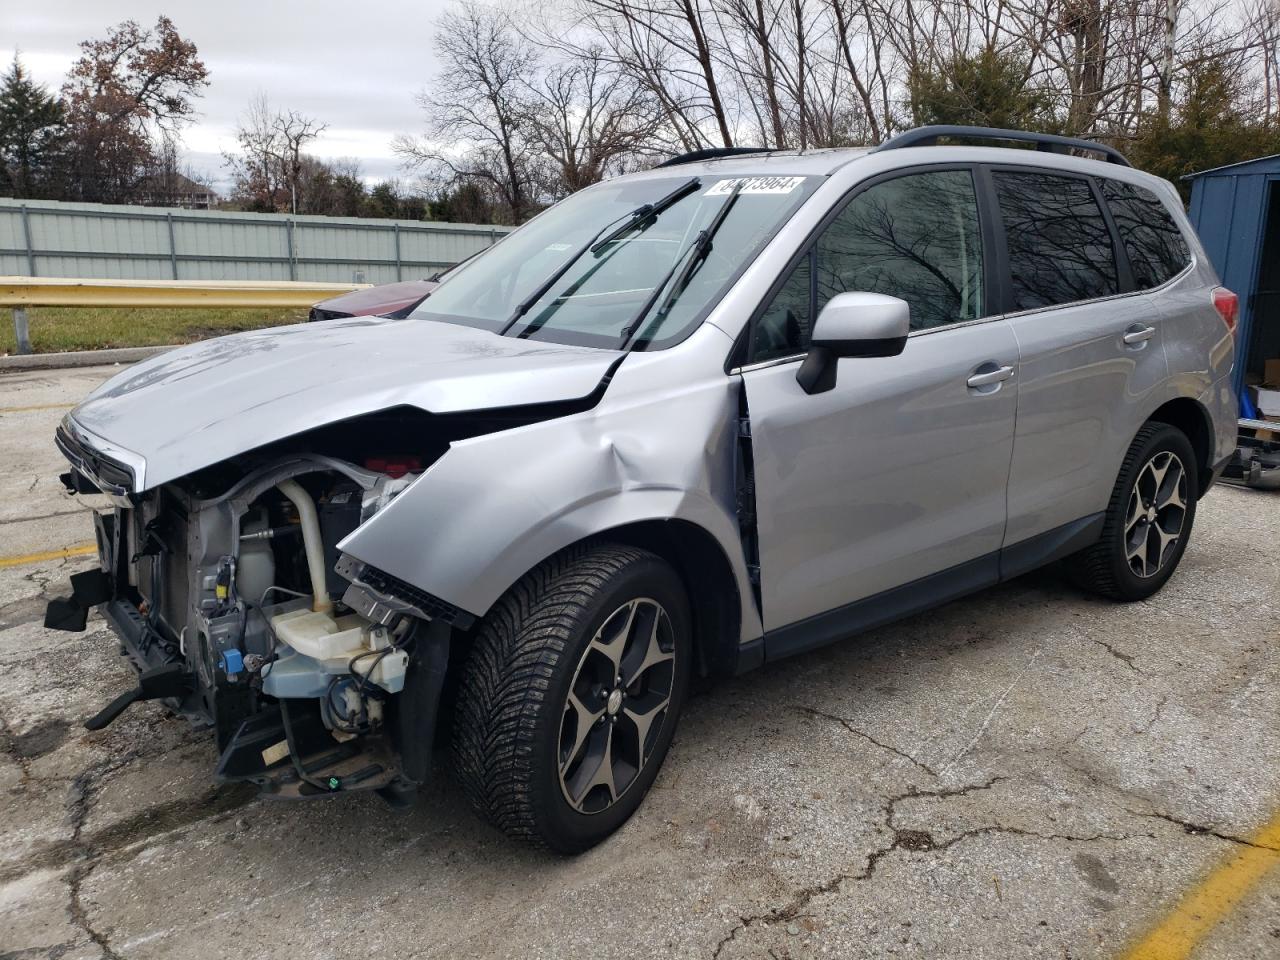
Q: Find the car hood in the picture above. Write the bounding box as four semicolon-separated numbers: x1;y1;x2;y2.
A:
68;316;620;490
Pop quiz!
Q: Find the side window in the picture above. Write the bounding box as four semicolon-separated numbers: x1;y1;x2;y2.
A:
751;251;812;363
1102;179;1191;289
748;170;984;362
994;171;1119;311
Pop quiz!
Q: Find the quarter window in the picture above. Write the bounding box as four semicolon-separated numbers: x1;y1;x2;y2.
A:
749;170;985;363
752;250;813;363
1102;180;1191;289
994;172;1119;311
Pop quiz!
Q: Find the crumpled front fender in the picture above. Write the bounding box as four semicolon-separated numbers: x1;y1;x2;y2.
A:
337;359;761;644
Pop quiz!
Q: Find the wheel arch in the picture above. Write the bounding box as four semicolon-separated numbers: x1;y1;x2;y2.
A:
1145;396;1215;497
452;518;751;682
583;519;747;680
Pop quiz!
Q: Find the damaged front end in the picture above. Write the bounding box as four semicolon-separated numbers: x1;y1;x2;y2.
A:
47;435;467;804
40;314;627;805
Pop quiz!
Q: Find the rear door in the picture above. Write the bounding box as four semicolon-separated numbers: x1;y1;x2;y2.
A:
1101;178;1218;396
992;168;1169;550
739;167;1019;649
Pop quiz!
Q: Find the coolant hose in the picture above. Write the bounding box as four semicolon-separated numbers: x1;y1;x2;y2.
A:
275;479;332;614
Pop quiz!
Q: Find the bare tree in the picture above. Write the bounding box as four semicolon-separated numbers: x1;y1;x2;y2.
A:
225;94;283;210
714;0;790;146
1244;0;1280;121
524;47;666;191
574;0;737;149
224;93;325;213
823;0;889;141
275;108;326;214
402;0;1280;217
394;2;541;222
1157;0;1184;121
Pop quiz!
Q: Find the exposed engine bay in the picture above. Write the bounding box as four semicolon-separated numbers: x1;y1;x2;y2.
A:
47;447;466;804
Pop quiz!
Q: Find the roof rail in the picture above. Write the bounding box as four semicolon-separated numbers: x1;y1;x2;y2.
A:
655;146;775;168
872;125;1131;167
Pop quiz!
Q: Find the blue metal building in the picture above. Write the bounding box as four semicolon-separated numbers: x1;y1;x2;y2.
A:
1187;155;1280;406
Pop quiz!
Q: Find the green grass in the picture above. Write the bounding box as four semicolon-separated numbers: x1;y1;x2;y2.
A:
1;305;310;355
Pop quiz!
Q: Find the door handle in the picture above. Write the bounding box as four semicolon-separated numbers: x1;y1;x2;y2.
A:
1123;324;1156;345
966;364;1015;388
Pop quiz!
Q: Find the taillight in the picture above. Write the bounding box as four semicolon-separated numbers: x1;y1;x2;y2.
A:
1212;287;1238;335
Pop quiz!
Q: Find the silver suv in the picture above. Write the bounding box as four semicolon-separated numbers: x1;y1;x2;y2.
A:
47;126;1238;852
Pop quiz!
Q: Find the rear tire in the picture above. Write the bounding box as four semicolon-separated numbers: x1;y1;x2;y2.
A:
451;543;691;853
1068;422;1198;601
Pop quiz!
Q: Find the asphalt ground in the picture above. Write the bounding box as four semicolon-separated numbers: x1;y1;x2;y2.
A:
1;364;1277;960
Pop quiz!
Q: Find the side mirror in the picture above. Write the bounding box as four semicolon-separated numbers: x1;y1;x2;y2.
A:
796;292;910;395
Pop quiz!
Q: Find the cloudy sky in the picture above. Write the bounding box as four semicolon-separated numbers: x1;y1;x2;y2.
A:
3;1;446;192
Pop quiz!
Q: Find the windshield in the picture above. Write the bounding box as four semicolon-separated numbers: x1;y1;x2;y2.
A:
411;174;817;349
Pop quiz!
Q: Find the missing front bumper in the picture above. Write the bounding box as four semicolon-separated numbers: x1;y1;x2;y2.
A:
214;703;403;798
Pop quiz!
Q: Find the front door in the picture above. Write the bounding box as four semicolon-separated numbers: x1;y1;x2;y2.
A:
739;168;1018;654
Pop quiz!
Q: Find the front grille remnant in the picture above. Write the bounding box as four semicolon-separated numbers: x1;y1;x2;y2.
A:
337;555;475;630
55;425;135;493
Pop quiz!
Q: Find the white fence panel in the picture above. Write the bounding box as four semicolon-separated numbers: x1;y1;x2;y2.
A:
0;198;512;283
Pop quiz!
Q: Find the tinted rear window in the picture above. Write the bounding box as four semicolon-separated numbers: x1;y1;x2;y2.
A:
994;171;1119;311
1102;180;1190;289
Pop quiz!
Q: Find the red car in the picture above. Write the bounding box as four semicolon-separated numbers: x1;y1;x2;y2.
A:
308;279;440;322
308;254;482;321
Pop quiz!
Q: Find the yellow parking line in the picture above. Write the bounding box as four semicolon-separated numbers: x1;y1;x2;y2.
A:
1121;811;1280;959
0;543;97;568
0;402;74;414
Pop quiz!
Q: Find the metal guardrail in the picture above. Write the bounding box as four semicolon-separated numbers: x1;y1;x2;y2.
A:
2;276;371;355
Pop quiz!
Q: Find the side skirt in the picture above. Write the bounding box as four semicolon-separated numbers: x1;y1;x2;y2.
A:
755;512;1105;668
763;554;999;664
999;512;1104;581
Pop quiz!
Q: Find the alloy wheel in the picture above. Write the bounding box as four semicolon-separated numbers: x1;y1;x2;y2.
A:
1124;450;1188;579
558;598;675;814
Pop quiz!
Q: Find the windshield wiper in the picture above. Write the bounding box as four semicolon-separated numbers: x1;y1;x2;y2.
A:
589;177;701;254
498;177;701;337
617;181;745;350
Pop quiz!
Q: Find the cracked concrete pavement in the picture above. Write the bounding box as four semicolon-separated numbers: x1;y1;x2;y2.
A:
1;363;1278;959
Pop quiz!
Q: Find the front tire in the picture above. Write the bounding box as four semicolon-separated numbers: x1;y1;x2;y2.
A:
1068;422;1198;601
451;543;691;853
